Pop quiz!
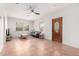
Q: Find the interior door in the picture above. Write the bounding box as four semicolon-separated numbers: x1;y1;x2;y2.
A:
52;17;62;43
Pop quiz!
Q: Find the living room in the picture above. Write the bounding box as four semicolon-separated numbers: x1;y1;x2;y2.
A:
0;3;79;56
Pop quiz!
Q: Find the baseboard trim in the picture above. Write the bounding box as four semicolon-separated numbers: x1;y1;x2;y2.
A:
63;42;79;48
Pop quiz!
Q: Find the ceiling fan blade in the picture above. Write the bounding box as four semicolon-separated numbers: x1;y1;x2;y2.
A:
33;11;40;15
34;12;40;15
26;5;40;15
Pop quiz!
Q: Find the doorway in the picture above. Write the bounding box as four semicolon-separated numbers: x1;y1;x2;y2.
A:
52;17;62;43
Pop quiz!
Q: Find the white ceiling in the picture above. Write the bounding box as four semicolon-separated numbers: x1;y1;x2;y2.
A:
4;3;72;20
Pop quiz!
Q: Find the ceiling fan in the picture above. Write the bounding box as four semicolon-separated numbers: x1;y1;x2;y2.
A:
27;6;40;15
15;3;40;15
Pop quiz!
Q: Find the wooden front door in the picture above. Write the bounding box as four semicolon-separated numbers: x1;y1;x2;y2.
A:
52;17;62;43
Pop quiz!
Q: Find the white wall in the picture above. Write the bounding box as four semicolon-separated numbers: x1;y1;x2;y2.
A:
0;4;6;52
0;16;5;52
34;4;79;48
7;17;34;38
34;17;52;40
